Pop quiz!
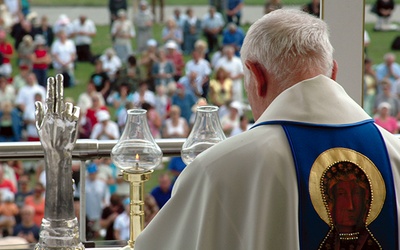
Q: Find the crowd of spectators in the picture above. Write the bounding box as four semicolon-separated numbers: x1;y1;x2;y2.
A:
0;0;255;243
5;0;393;245
364;52;400;135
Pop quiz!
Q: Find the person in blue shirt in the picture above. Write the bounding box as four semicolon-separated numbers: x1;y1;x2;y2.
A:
225;0;243;26
13;205;40;243
375;52;400;95
171;83;197;124
150;173;172;209
0;100;23;142
168;156;187;184
222;23;245;57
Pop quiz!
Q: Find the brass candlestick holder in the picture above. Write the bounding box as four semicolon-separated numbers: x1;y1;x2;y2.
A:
111;109;163;250
120;169;153;250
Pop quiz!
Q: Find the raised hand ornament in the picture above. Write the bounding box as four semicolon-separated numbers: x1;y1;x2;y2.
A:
35;74;84;250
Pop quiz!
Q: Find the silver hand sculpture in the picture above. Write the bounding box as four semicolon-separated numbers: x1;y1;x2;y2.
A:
35;74;84;250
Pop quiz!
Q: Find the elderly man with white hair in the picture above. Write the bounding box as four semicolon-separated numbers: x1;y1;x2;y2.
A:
135;9;400;250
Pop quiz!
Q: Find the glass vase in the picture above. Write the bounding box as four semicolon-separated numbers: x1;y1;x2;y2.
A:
181;106;226;165
111;109;163;173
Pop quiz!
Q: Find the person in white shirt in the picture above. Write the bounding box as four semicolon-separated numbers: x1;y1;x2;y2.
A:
171;7;187;30
15;72;45;117
51;30;76;87
23;92;43;141
132;81;156;107
135;0;154;53
77;80;105;116
184;50;212;99
3;0;19;24
0;75;15;106
71;15;96;62
220;100;241;137
202;6;225;53
99;48;122;82
90;110;120;140
113;198;130;241
85;163;110;240
111;9;135;63
53;14;74;38
230;114;250;137
215;45;244;103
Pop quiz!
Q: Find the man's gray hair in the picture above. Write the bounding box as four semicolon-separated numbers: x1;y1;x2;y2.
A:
241;9;334;86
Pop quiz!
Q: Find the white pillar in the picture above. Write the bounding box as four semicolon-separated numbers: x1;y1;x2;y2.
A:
322;0;365;106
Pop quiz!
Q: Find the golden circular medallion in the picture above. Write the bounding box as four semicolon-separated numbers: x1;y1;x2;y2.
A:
309;147;386;226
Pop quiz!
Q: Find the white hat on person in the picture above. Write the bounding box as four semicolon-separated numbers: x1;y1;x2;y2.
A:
34;34;46;46
165;40;178;49
147;39;157;47
378;102;391;110
230;101;243;115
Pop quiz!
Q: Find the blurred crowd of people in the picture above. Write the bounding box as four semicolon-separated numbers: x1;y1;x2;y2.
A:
0;0;257;244
364;52;400;135
2;0;394;245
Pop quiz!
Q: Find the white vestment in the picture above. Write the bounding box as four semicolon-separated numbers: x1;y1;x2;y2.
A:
135;75;400;249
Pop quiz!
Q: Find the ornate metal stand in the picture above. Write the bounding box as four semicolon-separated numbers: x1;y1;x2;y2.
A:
36;218;84;250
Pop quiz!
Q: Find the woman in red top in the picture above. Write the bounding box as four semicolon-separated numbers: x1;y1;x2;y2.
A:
83;94;108;137
31;35;51;88
24;182;45;227
0;29;14;79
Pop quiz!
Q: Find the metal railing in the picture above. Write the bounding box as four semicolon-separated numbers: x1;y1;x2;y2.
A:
0;138;185;160
0;138;185;248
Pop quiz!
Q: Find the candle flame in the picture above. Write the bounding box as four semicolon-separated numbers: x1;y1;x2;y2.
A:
136;154;139;161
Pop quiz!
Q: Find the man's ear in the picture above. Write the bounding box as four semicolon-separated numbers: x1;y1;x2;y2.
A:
331;60;338;81
245;60;268;97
